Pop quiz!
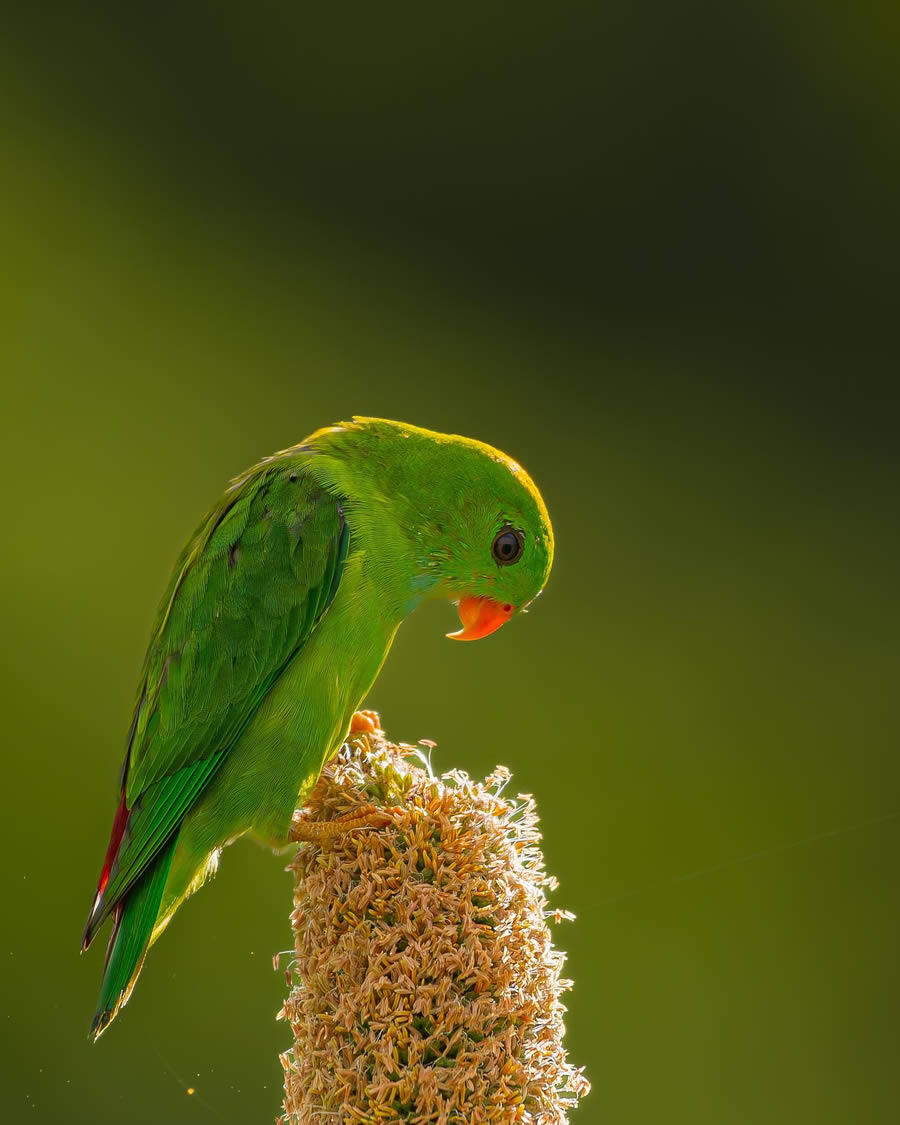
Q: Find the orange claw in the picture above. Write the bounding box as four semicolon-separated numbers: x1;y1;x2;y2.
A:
350;710;381;734
290;803;392;842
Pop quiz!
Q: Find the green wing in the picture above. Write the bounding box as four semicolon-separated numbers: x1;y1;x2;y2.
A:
84;454;348;945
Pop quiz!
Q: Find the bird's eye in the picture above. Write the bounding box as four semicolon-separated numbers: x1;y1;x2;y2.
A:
492;527;524;566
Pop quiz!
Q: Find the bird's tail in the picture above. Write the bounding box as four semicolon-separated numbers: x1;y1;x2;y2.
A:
90;833;178;1040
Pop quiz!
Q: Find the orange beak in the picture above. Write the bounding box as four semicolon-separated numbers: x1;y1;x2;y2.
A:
447;596;516;641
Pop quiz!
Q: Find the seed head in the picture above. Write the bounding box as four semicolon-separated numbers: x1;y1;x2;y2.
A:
279;726;589;1124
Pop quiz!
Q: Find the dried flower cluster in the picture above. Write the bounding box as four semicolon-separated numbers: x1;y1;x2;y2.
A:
279;723;589;1124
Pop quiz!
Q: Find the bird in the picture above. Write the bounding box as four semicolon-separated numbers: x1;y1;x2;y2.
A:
82;416;554;1038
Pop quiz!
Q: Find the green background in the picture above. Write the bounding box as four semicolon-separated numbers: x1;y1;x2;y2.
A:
2;4;898;1122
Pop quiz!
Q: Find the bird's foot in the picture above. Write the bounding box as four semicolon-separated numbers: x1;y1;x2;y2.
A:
349;709;381;735
290;802;392;843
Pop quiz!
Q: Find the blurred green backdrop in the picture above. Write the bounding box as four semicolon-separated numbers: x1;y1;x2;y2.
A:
2;3;898;1123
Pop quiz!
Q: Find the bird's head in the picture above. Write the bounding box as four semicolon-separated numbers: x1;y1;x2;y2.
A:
426;445;554;642
307;417;554;642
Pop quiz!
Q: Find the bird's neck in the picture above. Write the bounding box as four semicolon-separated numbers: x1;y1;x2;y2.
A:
302;446;440;626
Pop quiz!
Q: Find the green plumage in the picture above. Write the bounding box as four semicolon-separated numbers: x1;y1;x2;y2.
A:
94;836;177;1031
84;418;554;1037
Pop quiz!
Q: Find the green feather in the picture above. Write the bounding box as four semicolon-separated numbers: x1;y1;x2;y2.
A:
91;833;177;1039
84;458;347;950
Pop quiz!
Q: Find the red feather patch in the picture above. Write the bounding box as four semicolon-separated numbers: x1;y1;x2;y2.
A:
83;791;131;950
99;791;130;897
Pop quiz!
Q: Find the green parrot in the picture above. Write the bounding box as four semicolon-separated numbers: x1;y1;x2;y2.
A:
82;417;554;1038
